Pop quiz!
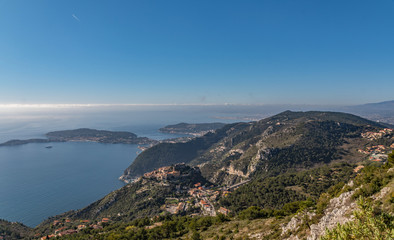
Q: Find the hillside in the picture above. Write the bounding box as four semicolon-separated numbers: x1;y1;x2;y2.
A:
46;128;156;144
35;164;210;236
7;111;394;239
121;122;250;181
220;162;356;212
122;111;388;185
0;138;51;147
159;122;226;135
0;220;33;240
35;151;394;240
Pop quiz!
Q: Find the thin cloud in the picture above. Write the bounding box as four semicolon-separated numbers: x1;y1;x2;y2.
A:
72;14;80;21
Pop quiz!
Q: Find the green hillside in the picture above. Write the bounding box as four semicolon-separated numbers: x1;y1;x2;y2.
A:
37;151;394;240
123;111;385;186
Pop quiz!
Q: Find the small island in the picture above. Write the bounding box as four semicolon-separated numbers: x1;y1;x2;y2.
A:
0;128;158;147
159;122;225;136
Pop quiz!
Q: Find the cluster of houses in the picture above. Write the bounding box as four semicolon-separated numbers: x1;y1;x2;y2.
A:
161;198;187;214
358;145;387;155
161;182;231;217
39;164;237;239
199;199;214;214
358;144;393;162
39;218;110;239
361;128;393;141
143;165;181;180
189;182;220;216
358;128;394;162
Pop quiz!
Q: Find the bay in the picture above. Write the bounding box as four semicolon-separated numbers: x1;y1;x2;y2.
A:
0;105;254;227
0;142;141;227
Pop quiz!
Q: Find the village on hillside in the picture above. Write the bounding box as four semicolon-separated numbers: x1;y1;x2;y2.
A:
358;128;394;162
40;164;237;239
142;164;233;217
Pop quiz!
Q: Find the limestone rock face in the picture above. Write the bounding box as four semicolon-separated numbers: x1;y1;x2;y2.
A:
281;190;357;240
281;212;315;240
307;190;356;240
372;186;391;201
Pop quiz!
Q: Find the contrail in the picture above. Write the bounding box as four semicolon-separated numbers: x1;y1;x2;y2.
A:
72;14;80;21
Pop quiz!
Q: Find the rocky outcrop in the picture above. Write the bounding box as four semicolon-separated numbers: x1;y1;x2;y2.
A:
372;186;391;201
282;190;356;240
307;190;356;240
281;211;316;240
281;189;357;240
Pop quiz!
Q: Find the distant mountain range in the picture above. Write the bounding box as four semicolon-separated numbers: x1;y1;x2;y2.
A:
350;100;394;111
341;100;394;125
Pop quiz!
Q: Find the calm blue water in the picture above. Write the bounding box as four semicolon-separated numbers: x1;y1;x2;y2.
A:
0;126;188;227
0;142;141;226
0;105;267;227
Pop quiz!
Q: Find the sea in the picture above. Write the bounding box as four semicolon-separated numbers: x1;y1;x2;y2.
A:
0;105;288;227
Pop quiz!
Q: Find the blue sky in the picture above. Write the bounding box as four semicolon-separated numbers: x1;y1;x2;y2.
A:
0;0;393;105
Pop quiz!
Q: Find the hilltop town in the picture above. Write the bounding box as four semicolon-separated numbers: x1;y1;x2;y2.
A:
142;164;233;217
36;163;239;239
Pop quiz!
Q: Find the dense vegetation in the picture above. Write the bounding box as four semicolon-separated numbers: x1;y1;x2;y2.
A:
124;122;250;178
46;128;155;144
221;163;355;212
0;138;51;146
0;128;156;147
37;165;208;235
47;128;137;139
255;121;363;175
320;151;394;240
47;214;232;240
54;152;393;240
0;219;33;240
159;122;226;134
125;111;384;186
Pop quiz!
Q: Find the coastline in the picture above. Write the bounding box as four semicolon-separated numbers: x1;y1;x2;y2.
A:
0;128;158;147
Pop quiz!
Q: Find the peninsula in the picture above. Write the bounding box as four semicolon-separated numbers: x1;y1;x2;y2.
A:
159;122;226;136
0;128;158;147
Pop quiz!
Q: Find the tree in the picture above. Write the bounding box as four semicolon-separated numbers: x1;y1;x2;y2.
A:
385;150;394;169
191;231;201;240
321;197;394;240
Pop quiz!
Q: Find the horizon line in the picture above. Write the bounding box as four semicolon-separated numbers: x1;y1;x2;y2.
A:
0;103;354;109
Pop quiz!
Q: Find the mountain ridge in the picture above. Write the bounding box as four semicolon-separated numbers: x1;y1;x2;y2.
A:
121;110;386;185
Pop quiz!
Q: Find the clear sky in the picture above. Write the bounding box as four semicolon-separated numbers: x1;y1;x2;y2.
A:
0;0;393;105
